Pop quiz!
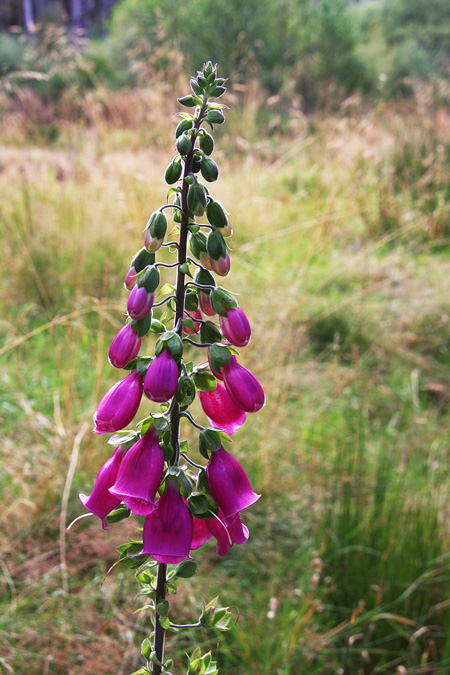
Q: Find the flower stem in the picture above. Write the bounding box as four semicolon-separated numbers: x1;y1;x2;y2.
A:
151;97;208;675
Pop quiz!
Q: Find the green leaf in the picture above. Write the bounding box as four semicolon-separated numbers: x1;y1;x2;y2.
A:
208;343;232;374
185;290;199;311
179;262;192;277
173;559;197;579
159;616;171;630
150;319;166;334
130;312;153;337
199;321;221;345
141;638;152;660
210;287;237;317
179;440;189;453
136;356;152;376
193;371;217;392
178;94;196;107
158;283;176;296
107;430;138;446
106;504;132;525
156;600;170;617
199;428;222;452
151;414;170;433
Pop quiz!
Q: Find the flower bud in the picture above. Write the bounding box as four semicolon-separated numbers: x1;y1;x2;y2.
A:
222;356;265;413
145;211;167;252
200;157;219;182
198;291;215;316
94;370;143;434
176;133;192;156
206;200;232;237
188;183;207;217
210;250;230;277
219;307;251;347
124;266;137;290
206;109;225;125
108;323;142;368
127;285;154;320
143;348;179;402
165;157;183;184
131;247;156;273
200;132;214;156
176;118;193;138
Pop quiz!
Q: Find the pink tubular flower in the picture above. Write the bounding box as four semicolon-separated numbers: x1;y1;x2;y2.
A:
109;428;164;515
94;370;143;434
108;323;142;369
210;251;230;277
143;478;193;564
206;446;260;519
219;306;251;347
199;383;246;435
222;356;265;413
183;309;202;335
127;285;154;320
79;446;126;529
124;266;137;290
143;348;179;402
198;291;215;317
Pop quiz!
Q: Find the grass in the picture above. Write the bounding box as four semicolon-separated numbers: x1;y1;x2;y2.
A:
0;89;450;675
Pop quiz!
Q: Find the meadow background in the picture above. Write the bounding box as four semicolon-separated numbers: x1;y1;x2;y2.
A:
1;1;450;673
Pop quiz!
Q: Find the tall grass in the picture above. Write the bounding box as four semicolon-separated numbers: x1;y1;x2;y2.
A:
0;97;449;674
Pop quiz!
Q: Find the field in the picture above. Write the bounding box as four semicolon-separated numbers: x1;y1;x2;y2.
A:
0;86;450;674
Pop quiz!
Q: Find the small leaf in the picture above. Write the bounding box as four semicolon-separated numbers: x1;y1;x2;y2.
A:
107;430;138;446
179;262;192;277
193;371;217;392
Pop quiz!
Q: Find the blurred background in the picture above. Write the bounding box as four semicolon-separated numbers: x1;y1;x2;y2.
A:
1;1;450;674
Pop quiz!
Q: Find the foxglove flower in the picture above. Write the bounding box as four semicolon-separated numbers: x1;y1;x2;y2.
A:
109;428;164;515
219;306;251;347
127;285;154;320
199;383;246;435
143;348;179;402
124;266;137;290
79;446;126;529
198;291;215;317
210;250;230;277
143;478;193;564
222;356;265;413
94;370;143;434
108;323;142;369
206;446;260;518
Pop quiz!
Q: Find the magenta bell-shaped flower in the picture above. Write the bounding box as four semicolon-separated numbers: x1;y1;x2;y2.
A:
124;266;137;290
109;428;164;515
222;356;265;413
144;348;179;402
199;383;246;435
198;291;215;317
108;323;142;369
206;446;260;519
79;446;126;529
219;306;251;347
143;477;193;564
210;250;230;277
127;285;154;320
94;370;143;434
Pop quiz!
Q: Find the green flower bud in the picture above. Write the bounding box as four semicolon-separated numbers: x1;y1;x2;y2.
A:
194;267;216;290
132;248;156;273
178;94;197;107
165;157;183;184
175;118;193;138
200;132;214;156
188;183;207;217
207;230;227;262
137;265;160;293
200;157;219;182
176;133;192;156
206;109;225;125
189;231;208;260
190;78;203;96
192;152;202;173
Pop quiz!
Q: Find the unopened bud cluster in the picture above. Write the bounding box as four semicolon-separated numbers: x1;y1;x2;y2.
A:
77;63;265;675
